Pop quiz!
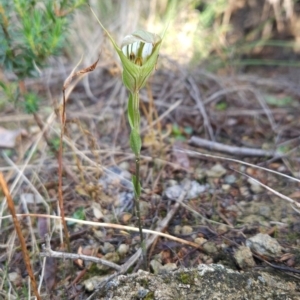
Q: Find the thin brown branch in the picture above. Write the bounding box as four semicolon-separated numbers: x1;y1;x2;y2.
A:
186;76;215;141
189;136;282;157
0;173;41;300
40;234;121;271
58;56;101;252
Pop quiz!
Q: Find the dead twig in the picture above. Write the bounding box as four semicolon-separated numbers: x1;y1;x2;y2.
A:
231;168;300;210
0;213;201;249
0;173;41;300
186;76;215;141
58;55;101;252
40;234;121;271
189;136;282;157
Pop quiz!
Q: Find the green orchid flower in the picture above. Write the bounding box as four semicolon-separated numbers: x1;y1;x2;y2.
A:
90;9;162;94
120;30;162;93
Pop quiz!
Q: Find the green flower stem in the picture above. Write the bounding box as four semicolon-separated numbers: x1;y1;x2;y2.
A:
133;91;140;130
134;150;147;269
89;7;166;270
129;91;147;269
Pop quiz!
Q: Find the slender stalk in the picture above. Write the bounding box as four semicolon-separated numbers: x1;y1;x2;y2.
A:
131;91;147;269
134;152;147;269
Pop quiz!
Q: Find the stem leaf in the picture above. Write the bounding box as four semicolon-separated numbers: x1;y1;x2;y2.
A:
130;128;141;156
132;175;141;198
127;93;134;129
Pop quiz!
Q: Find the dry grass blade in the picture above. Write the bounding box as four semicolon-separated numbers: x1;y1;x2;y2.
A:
0;173;41;300
186;76;215;140
1;213;200;249
231;168;300;210
177;148;300;183
59;55;101;252
177;148;300;211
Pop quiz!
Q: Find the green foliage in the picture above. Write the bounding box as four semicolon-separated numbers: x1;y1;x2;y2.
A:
171;124;193;141
49;137;62;152
215;101;228;111
68;207;85;226
0;0;85;112
24;92;39;113
132;175;141;199
127;93;135;129
130;128;142;156
265;95;293;107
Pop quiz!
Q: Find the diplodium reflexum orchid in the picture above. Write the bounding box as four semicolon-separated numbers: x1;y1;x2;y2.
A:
121;30;161;66
90;7;165;268
118;30;162;93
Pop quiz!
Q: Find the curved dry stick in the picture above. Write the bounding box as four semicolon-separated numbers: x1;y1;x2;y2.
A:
0;213;200;249
0;173;41;300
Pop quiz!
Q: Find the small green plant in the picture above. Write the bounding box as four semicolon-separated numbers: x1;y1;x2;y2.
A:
91;8;165;269
0;0;85;111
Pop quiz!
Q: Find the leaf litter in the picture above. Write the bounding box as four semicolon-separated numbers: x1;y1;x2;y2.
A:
1;33;300;300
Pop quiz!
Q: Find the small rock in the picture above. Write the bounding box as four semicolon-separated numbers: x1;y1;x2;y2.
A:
117;244;129;256
159;263;177;273
248;178;263;193
97;252;120;271
234;246;255;269
115;192;134;214
165;180;206;200
217;224;228;234
150;259;162;274
84;276;107;291
137;288;150;298
203;241;218;255
92;202;104;219
103;213;115;223
239;186;250;198
242;214;269;226
102;242;115;254
119;161;129;171
188;181;207;199
224;175;236;184
194;237;207;245
99;166;133;191
246;233;282;258
174;225;182;235
8;271;22;285
119;212;132;223
181;225;193;235
206;164;226;178
140;201;150;217
225;205;239;212
259;206;271;218
195;167;206;180
93;230;104;239
222;184;231;191
165;184;182;199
